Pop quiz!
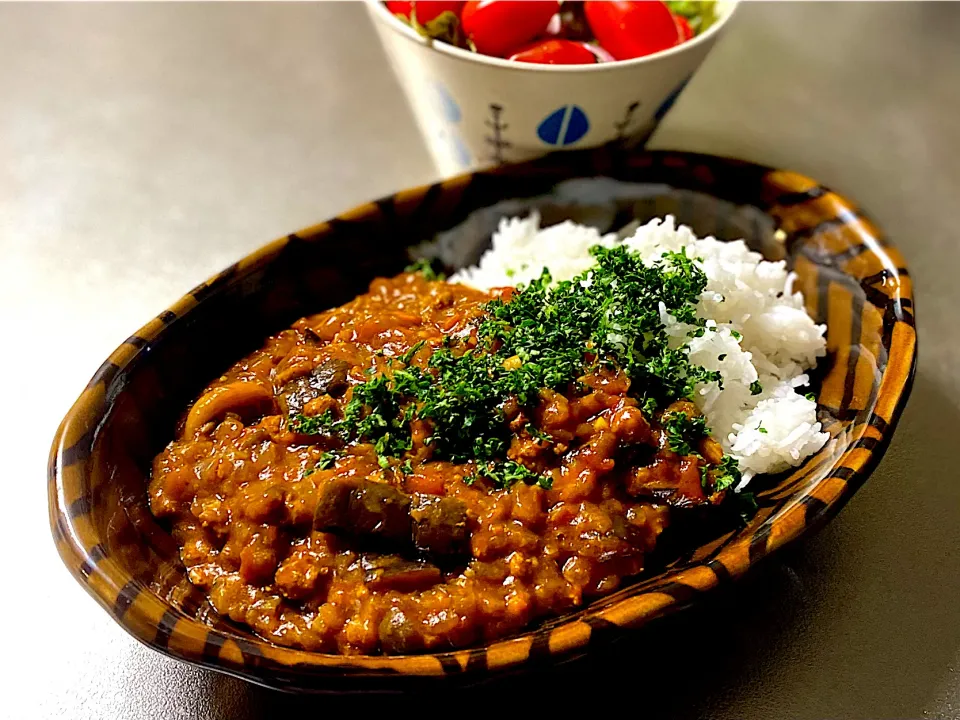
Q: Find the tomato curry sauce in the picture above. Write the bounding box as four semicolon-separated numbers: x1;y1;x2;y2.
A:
149;270;730;655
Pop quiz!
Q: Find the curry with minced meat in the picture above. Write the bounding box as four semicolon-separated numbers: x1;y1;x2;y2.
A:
150;249;741;655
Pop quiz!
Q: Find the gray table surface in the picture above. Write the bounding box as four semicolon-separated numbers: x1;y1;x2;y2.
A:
2;2;958;718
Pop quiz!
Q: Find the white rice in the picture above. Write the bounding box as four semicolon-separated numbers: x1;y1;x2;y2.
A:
452;213;829;485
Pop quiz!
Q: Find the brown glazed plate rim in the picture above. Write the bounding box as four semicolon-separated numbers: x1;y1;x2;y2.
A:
48;148;917;687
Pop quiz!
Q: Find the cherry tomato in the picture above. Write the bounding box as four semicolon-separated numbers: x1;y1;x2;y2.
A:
674;14;694;42
583;1;680;61
461;1;561;57
385;1;464;25
508;39;598;65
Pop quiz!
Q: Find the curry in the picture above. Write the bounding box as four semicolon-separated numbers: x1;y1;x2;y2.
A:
150;249;742;655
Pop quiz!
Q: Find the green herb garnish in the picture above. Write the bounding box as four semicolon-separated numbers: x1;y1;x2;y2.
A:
405;257;445;281
317;451;339;470
663;411;708;457
710;455;743;493
750;380;763;395
295;244;742;490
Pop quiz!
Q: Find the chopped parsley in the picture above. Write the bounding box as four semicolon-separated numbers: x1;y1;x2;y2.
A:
303;450;339;477
750;380;763;395
470;460;551;490
663;410;708;457
296;244;742;492
404;257;446;281
805;392;816;402
700;455;742;492
316;451;339;470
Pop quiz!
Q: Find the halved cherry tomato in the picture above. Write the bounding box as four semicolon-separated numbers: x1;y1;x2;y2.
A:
674;14;694;42
583;1;680;61
461;1;561;57
508;39;598;65
385;1;464;25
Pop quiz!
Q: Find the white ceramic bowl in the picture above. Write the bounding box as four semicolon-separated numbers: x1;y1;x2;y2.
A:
367;1;739;177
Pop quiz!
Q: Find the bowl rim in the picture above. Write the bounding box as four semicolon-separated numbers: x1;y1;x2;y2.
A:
365;0;740;74
49;148;917;688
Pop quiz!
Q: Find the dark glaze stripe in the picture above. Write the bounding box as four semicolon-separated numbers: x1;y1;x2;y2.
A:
158;310;177;324
437;654;463;674
706;558;732;584
853;436;880;452
793;206;863;241
840;289;865;413
85;361;121;391
407;182;445;230
78;544;105;579
123;335;148;349
747;525;772;564
60;424;96;467
51;516;65;544
112;580;142;619
153;609;180;650
464;648;488;673
869;413;889;434
876;300;907;359
584;615;621;638
374;197;399;228
860;268;894;289
656;580;701;608
798;241;874;267
201;630;229;663
234;638;266;668
67;495;92;519
528;630;553;661
773;186;827;206
829;466;857;481
800;495;829;524
88;543;107;563
190;263;239;304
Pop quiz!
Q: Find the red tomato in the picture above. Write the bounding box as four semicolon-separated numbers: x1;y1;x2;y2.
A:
385;1;464;25
508;39;598;65
583;1;680;61
674;14;694;42
461;1;561;57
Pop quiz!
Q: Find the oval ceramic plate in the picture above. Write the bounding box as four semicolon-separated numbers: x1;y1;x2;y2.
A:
49;149;916;692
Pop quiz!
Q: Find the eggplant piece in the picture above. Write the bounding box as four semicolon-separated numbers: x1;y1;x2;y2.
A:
411;497;470;559
314;479;411;544
281;358;350;416
349;481;412;542
314;478;357;531
313;479;471;561
361;555;441;591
